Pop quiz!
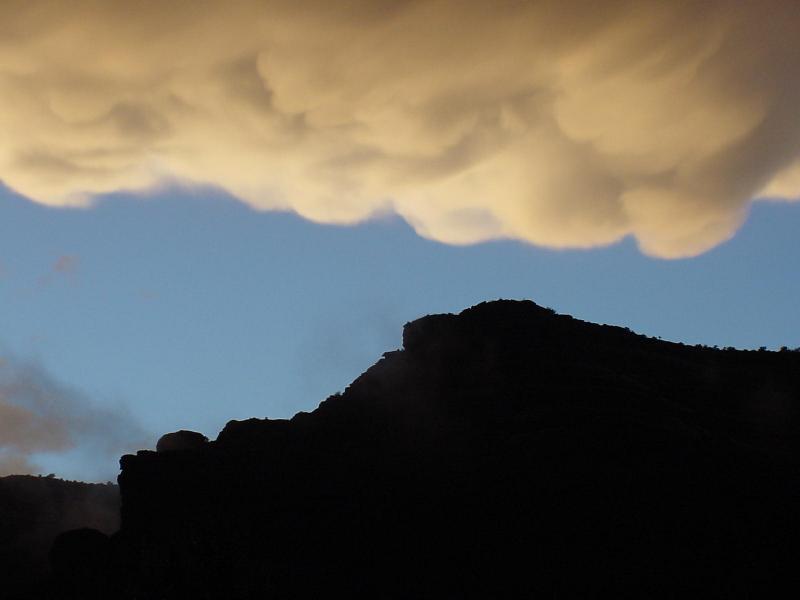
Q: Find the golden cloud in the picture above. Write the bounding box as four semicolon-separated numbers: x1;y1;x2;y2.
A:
1;0;798;257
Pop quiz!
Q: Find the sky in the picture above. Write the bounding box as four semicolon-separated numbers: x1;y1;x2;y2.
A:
1;0;799;480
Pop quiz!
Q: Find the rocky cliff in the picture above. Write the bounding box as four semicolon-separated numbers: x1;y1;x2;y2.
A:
60;300;800;597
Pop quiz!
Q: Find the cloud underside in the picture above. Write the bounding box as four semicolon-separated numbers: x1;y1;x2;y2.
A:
1;1;799;257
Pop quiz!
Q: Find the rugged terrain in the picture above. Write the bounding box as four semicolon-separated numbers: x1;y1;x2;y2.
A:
14;300;800;597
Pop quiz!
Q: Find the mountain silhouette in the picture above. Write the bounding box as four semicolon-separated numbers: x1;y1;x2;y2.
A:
15;300;800;597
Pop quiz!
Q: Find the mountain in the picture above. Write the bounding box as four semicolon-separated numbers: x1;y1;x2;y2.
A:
39;300;800;596
0;475;119;599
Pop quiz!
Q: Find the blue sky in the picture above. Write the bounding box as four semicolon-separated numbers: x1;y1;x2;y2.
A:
2;1;800;486
1;183;799;480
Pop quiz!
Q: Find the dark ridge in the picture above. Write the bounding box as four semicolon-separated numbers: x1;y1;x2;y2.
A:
22;300;800;597
0;475;119;599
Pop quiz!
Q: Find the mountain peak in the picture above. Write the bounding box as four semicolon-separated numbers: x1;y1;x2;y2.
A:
402;299;556;351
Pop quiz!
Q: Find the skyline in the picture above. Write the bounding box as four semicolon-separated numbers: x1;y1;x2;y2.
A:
1;1;799;481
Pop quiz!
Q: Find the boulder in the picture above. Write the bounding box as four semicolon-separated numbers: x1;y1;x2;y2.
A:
155;430;208;453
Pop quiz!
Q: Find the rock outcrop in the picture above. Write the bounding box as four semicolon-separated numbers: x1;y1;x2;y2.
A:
156;430;209;453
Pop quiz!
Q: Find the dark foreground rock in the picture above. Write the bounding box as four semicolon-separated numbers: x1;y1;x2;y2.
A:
37;301;800;596
0;476;119;599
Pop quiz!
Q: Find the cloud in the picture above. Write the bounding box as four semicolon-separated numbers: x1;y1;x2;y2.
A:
0;354;148;479
0;1;798;257
52;255;78;274
33;254;79;290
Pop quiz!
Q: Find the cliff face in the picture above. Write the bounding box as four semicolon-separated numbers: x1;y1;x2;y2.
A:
111;300;800;598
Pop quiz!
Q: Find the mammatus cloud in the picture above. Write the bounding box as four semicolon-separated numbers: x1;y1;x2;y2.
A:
0;355;147;478
1;1;799;257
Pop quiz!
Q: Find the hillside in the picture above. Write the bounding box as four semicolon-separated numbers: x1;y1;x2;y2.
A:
40;300;800;596
0;475;119;599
